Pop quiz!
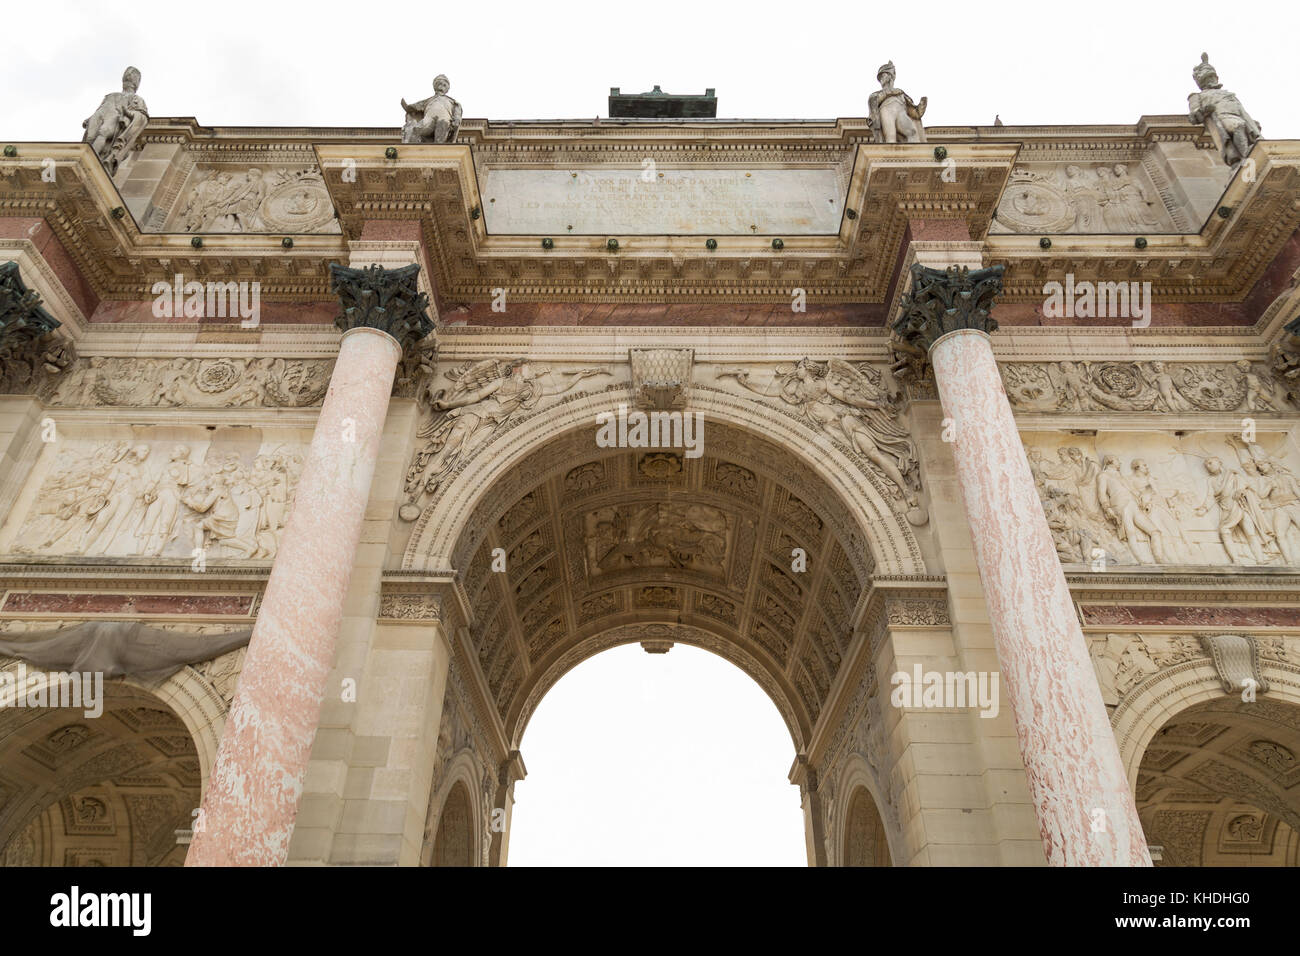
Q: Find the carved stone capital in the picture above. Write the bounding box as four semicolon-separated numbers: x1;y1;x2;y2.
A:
891;262;1005;356
328;262;433;357
0;260;61;360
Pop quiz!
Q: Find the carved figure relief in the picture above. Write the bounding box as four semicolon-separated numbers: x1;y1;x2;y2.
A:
993;164;1173;234
715;359;921;518
583;503;732;577
3;439;303;560
400;359;610;520
1027;432;1300;567
176;166;340;234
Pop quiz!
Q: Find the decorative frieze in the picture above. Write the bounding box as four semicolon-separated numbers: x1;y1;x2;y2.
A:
176;165;339;234
1003;360;1292;413
50;356;334;408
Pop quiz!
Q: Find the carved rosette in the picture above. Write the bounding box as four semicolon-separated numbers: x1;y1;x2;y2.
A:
329;262;434;358
891;263;1005;356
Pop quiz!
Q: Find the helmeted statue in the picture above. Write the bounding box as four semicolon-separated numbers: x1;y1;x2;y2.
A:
401;74;463;144
868;60;926;144
1188;53;1261;167
82;66;149;177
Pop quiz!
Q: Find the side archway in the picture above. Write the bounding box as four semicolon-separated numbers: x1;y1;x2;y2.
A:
831;754;899;866
422;752;484;867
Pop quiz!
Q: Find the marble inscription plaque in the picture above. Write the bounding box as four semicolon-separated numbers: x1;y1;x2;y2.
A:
479;167;845;235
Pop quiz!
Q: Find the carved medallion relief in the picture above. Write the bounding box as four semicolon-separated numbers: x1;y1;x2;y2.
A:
170;165;341;234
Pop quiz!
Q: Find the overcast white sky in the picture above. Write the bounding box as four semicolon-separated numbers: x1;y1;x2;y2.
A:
3;1;1296;866
2;1;1296;136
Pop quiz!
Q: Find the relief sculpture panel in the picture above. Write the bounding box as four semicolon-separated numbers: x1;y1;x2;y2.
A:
991;162;1175;234
172;165;340;234
0;430;309;561
1026;430;1300;567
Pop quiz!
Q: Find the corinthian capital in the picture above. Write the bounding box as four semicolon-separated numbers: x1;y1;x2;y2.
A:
0;260;61;364
891;262;1005;355
329;262;434;356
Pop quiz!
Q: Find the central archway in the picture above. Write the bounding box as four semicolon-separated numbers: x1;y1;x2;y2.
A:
405;398;910;864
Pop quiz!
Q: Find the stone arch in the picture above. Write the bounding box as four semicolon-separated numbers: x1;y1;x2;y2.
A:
402;384;924;576
422;752;483;867
831;754;899;867
1113;656;1300;866
0;674;205;866
1113;657;1300;787
414;415;893;752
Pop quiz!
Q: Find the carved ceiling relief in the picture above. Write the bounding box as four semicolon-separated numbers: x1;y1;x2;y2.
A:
1025;430;1300;568
1136;696;1300;866
1003;360;1294;414
0;433;309;561
991;161;1177;234
167;164;341;234
444;419;872;741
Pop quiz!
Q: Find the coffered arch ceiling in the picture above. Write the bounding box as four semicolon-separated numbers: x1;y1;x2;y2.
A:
0;684;199;866
1137;697;1300;866
447;422;876;752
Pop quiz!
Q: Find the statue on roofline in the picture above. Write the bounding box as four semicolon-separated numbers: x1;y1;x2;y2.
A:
82;66;149;177
868;60;926;144
401;74;463;144
1188;52;1261;168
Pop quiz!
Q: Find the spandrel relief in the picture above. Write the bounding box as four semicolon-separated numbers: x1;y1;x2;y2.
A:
0;432;308;561
713;359;924;523
400;359;612;521
1026;431;1300;568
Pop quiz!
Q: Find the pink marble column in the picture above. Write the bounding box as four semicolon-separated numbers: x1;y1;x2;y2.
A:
898;264;1150;866
187;263;430;866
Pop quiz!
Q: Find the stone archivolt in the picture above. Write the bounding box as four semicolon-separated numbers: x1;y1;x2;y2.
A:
439;423;872;749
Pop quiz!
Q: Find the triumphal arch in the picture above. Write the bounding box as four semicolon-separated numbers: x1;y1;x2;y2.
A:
1;59;1299;867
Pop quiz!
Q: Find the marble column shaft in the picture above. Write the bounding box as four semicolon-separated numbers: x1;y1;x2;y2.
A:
930;328;1151;866
186;327;401;866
